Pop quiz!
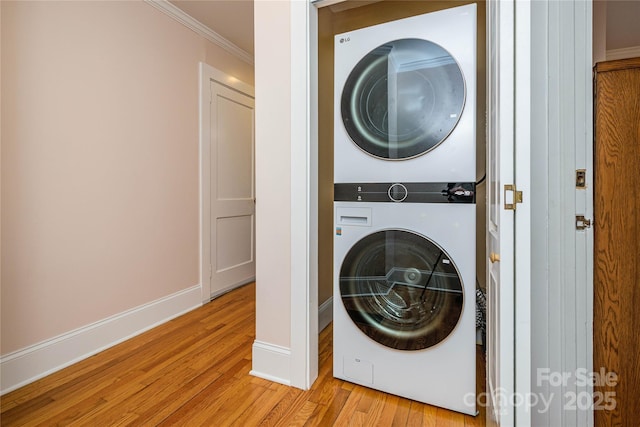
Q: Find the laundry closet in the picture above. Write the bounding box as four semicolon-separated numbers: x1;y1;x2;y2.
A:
317;0;487;415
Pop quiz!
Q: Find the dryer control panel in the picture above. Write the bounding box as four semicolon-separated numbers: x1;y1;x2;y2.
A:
334;182;476;204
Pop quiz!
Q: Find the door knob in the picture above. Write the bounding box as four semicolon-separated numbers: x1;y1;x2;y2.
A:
490;252;500;263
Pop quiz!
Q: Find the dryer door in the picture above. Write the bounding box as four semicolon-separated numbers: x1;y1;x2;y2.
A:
339;229;464;350
341;38;466;160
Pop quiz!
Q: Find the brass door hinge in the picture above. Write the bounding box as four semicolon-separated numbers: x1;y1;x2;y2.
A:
504;184;523;211
576;215;592;230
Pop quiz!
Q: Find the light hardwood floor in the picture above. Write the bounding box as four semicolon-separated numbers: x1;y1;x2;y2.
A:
1;283;485;426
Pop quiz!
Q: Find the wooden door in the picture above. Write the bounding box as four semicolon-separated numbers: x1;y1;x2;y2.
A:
594;57;640;427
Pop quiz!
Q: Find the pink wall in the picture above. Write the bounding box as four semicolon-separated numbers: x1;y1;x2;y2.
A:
254;0;292;349
0;1;253;355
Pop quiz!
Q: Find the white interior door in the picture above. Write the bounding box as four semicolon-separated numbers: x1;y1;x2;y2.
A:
209;80;256;299
486;1;515;425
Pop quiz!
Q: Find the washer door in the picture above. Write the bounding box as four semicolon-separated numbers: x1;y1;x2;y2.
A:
339;229;464;350
341;38;465;160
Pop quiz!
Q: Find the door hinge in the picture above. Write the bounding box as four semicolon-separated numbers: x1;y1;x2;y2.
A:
209;264;213;279
576;215;592;230
504;184;523;211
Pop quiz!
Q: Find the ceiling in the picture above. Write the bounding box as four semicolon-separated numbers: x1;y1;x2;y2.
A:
168;0;640;61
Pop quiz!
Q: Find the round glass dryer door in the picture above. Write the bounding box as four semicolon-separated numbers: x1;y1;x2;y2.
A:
339;230;464;350
341;38;466;160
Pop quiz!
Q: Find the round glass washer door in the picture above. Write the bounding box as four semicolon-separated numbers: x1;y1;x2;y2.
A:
339;229;464;351
341;38;466;160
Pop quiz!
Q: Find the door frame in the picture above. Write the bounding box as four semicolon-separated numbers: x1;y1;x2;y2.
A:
514;1;532;425
199;63;256;303
486;1;533;423
290;0;320;388
298;5;591;422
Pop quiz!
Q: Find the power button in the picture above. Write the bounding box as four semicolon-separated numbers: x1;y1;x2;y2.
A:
388;183;408;202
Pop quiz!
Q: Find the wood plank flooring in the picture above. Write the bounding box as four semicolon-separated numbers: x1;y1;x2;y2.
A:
1;283;486;426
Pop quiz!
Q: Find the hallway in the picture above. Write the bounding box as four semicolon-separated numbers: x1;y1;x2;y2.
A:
1;283;485;426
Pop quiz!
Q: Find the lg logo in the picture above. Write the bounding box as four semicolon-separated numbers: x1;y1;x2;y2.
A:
339;37;351;44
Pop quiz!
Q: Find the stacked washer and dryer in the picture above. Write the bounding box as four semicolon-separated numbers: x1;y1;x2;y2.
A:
333;4;477;415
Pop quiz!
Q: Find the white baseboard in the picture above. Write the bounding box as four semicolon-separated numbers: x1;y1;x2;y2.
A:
606;46;640;61
250;340;291;386
318;296;333;332
0;284;202;395
250;298;332;387
208;276;256;301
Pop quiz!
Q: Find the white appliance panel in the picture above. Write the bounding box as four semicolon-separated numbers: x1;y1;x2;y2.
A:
333;201;476;414
334;4;477;183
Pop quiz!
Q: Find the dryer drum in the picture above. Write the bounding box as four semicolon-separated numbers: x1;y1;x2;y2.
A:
339;229;464;350
341;38;466;160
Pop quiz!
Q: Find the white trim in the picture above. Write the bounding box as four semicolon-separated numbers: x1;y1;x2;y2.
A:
311;0;345;8
144;0;254;65
575;3;594;427
606;45;640;61
250;341;292;386
0;285;201;395
199;62;210;304
515;1;532;425
318;297;333;332
486;1;516;424
207;66;255;98
289;0;319;390
530;1;554;424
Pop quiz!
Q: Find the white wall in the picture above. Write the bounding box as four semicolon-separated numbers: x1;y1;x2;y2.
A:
595;0;640;62
253;0;292;350
251;0;294;384
593;0;606;63
252;0;318;388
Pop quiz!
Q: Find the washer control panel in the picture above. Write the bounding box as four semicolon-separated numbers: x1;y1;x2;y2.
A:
334;182;476;204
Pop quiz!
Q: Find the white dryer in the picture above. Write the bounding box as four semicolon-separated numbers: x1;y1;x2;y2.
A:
334;4;476;183
333;182;476;415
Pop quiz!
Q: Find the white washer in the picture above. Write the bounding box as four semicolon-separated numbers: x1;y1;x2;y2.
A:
334;4;476;183
333;183;476;415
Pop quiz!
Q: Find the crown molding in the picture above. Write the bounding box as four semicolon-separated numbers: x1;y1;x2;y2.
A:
606;46;640;61
145;0;254;66
311;0;345;8
311;0;382;12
